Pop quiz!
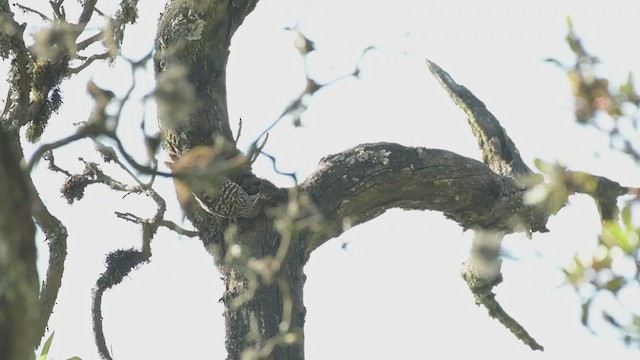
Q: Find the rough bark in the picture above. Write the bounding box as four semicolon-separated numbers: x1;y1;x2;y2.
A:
152;1;553;358
154;1;630;358
155;1;304;359
0;126;38;360
155;0;260;157
300;143;547;252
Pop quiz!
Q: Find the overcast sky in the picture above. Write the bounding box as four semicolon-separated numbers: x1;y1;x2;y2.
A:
10;1;640;359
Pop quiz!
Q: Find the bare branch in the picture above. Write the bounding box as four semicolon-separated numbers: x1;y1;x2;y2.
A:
157;219;199;237
462;255;544;351
248;133;268;164
566;170;628;221
76;31;104;51
77;0;97;27
92;249;149;360
91;286;110;360
26;124;101;172
43;150;71;176
115;212;198;241
69;51;110;73
49;0;65;21
32;182;68;348
251;42;373;149
461;229;543;350
14;3;52;22
426;59;533;177
301;142;547;251
259;150;297;185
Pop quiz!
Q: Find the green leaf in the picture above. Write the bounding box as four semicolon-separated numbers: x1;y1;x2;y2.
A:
602;221;634;254
566;15;573;29
533;158;549;172
39;332;55;360
621;204;632;230
604;276;625;293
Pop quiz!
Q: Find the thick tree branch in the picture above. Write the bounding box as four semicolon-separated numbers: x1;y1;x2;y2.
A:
422;60;635;348
155;0;259;158
0;34;69;349
301;142;547;251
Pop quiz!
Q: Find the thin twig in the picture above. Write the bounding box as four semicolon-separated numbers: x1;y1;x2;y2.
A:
115;211;141;223
462;230;544;351
92;6;107;18
108;132;180;178
116;212;198;238
76;31;106;51
69;51;111;73
14;3;52;22
26;124;100;172
157;220;199;237
43;150;71;176
260;151;297;185
235;117;243;143
49;0;65;21
93;140;149;189
248;133;268;164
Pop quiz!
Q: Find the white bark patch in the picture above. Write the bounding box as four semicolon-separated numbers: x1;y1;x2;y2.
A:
346;147;392;165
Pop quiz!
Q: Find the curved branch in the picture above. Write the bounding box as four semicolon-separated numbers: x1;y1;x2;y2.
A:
154;0;259;157
462;257;544;351
462;230;543;350
301;142;548;251
92;249;150;360
32;193;68;347
426;60;533;177
566;170;628;221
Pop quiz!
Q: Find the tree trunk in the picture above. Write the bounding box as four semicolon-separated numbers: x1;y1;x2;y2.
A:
156;1;310;358
154;1;629;358
0;126;38;360
221;220;307;359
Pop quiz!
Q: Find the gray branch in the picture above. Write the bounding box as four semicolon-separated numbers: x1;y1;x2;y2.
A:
301;142;548;251
426;60;533;177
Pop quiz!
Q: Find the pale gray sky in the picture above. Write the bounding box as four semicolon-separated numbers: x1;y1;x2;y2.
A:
11;0;640;359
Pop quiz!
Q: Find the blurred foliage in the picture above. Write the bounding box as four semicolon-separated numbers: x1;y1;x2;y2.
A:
36;331;82;360
546;17;640;347
546;17;640;162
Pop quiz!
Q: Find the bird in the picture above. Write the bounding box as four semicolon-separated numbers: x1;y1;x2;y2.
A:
166;146;262;219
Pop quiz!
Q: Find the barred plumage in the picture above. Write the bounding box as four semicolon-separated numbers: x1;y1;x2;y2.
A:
192;178;262;218
167;146;262;219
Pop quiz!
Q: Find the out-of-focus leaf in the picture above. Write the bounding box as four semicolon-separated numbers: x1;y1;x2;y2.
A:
621;204;632;230
603;312;623;329
39;331;55;360
591;245;612;271
564;255;586;286
604;276;625;293
619;73;640;105
602;220;635;254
